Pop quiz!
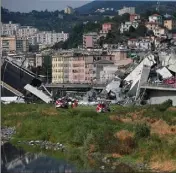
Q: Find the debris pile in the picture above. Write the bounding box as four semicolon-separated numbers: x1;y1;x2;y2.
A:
1;127;16;145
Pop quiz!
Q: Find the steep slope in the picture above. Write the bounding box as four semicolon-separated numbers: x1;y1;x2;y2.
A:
76;0;176;14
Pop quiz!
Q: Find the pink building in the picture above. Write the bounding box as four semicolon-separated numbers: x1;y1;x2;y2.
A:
111;50;132;68
69;57;85;83
102;23;114;32
83;32;98;48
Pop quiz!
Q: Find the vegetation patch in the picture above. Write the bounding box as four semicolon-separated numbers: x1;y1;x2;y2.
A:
2;103;176;172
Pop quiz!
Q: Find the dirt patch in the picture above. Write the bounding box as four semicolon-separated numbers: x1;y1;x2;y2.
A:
109;115;133;124
40;108;58;116
89;144;96;153
109;110;146;124
167;107;176;111
111;153;122;158
114;130;135;155
115;130;134;141
109;115;122;122
150;160;176;172
17;122;21;128
150;120;176;136
128;110;146;121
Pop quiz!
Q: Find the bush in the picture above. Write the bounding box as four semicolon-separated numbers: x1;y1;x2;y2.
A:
156;99;173;112
135;123;150;139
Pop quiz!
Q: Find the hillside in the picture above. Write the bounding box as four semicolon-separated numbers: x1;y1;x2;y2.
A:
76;0;176;14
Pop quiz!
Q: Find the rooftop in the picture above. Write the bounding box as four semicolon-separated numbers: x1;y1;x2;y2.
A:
150;14;161;17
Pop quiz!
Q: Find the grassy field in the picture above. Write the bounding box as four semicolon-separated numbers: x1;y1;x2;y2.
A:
1;102;176;172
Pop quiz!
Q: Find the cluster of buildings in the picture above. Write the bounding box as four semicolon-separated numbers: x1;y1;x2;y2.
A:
51;48;132;84
1;21;69;53
95;8;115;13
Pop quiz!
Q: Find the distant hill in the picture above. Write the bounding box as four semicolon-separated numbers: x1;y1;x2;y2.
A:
75;0;176;14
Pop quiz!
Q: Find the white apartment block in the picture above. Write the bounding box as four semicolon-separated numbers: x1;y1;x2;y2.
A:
1;21;21;36
118;6;135;16
36;31;69;46
149;14;163;25
35;53;43;67
153;27;168;37
27;36;37;45
16;26;38;37
120;21;139;33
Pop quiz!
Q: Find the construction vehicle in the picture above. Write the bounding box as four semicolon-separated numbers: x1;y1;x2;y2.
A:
96;100;111;113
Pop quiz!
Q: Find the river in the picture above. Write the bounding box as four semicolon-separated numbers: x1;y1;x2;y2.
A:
1;143;75;173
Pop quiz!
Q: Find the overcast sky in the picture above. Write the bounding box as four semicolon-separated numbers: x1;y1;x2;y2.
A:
2;0;174;12
2;0;93;12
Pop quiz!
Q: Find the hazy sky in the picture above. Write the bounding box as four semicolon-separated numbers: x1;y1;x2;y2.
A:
2;0;93;12
2;0;174;12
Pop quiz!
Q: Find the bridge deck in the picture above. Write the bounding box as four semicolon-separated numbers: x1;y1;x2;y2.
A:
44;83;105;89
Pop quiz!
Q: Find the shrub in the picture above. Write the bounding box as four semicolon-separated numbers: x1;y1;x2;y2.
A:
156;99;173;112
135;123;150;139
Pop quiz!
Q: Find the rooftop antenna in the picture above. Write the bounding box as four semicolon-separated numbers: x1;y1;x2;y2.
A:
156;0;160;12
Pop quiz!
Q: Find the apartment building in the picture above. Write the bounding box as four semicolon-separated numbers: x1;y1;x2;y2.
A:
64;6;74;14
37;31;69;46
130;14;140;22
149;14;163;25
93;60;114;81
111;49;132;68
16;26;38;37
69;56;86;83
0;36;16;52
27;36;37;45
120;21;139;33
145;22;159;31
51;50;130;84
100;65;118;83
1;21;20;36
118;6;135;16
16;37;29;52
153;27;168;37
35;53;43;67
102;23;115;32
83;32;99;49
164;19;176;30
52;52;72;83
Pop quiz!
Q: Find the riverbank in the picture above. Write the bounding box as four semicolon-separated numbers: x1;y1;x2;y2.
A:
2;102;176;172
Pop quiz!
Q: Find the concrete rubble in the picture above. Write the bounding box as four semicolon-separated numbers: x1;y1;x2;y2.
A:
1;127;16;145
1;38;176;106
17;140;65;151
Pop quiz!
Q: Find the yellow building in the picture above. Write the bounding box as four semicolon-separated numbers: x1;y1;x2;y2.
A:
52;53;70;83
164;19;176;30
64;6;74;14
0;36;16;52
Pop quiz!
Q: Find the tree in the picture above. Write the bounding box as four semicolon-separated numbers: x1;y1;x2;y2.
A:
147;30;154;36
135;25;148;37
129;26;136;33
98;36;105;47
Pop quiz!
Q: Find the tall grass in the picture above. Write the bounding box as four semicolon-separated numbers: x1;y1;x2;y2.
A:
2;103;176;172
